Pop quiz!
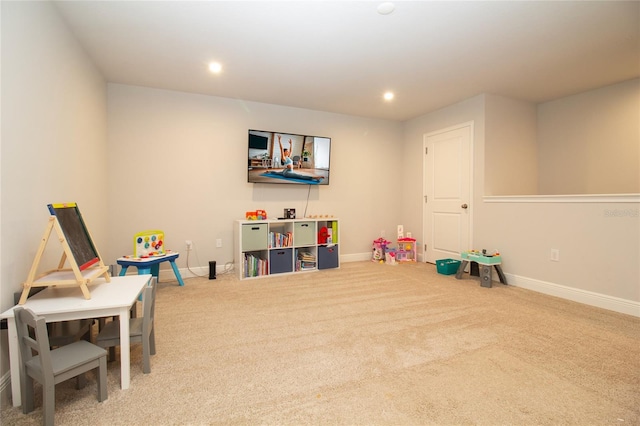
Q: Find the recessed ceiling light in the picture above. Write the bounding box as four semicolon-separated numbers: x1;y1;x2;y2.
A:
383;91;395;101
208;62;223;74
377;2;395;15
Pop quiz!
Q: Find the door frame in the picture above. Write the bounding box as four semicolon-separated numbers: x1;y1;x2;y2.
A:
422;121;475;263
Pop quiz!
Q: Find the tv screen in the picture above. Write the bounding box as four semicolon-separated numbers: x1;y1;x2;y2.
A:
248;133;268;150
247;129;331;185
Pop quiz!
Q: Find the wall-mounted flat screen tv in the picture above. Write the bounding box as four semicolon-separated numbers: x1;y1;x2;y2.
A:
247;129;331;185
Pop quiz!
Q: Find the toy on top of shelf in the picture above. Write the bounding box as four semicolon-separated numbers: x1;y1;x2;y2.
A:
245;210;267;220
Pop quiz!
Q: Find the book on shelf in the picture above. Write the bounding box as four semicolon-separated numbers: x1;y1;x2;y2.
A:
296;260;316;270
296;250;316;270
297;251;315;261
243;253;268;277
269;231;293;248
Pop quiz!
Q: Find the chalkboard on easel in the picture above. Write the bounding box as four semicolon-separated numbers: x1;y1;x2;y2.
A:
18;203;110;304
48;203;100;270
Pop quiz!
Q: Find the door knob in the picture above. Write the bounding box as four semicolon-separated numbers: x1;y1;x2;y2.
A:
461;203;468;209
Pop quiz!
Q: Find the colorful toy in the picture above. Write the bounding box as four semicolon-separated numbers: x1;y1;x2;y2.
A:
396;237;417;262
461;249;502;265
372;237;392;262
134;230;166;258
385;247;397;265
318;226;329;244
245;210;267;220
457;249;506;287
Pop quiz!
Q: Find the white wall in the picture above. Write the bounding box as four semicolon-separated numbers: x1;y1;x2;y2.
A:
1;0;107;385
483;80;639;197
403;96;639;315
484;95;538;196
477;198;639;306
538;78;640;195
105;84;403;269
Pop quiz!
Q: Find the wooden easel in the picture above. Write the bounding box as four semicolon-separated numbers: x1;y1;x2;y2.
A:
18;205;110;305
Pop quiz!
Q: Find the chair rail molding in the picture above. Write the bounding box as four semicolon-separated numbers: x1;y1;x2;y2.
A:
484;194;640;203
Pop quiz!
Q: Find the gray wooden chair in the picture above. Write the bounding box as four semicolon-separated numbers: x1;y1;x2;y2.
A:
95;277;157;373
14;307;108;426
14;289;96;389
13;289;94;349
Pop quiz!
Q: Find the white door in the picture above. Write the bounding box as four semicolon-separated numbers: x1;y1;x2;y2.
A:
423;123;472;263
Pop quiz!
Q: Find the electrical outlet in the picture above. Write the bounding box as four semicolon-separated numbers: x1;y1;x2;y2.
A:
186;240;193;250
216;238;222;248
550;248;560;262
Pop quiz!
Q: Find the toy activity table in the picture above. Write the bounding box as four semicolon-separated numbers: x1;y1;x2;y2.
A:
117;252;184;286
455;251;507;288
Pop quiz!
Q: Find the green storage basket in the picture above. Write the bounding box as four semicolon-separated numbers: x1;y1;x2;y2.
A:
436;259;461;275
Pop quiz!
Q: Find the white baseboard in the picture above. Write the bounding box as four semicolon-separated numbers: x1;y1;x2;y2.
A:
504;273;640;318
180;262;238;278
118;264;230;281
179;266;208;278
340;253;372;263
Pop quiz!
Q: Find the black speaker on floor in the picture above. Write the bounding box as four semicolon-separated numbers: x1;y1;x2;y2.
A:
209;261;216;280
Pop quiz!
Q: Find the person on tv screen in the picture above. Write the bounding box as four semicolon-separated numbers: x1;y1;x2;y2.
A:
277;135;324;182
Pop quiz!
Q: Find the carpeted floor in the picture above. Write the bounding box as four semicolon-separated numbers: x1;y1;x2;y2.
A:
2;261;639;425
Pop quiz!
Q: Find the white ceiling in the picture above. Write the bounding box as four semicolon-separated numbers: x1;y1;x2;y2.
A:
53;1;640;122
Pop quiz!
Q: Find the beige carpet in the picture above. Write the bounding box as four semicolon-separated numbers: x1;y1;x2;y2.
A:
2;261;639;425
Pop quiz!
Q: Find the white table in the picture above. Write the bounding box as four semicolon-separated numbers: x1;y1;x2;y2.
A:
0;274;151;407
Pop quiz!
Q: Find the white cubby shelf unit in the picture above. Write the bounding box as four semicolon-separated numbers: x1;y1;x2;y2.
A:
234;218;340;280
